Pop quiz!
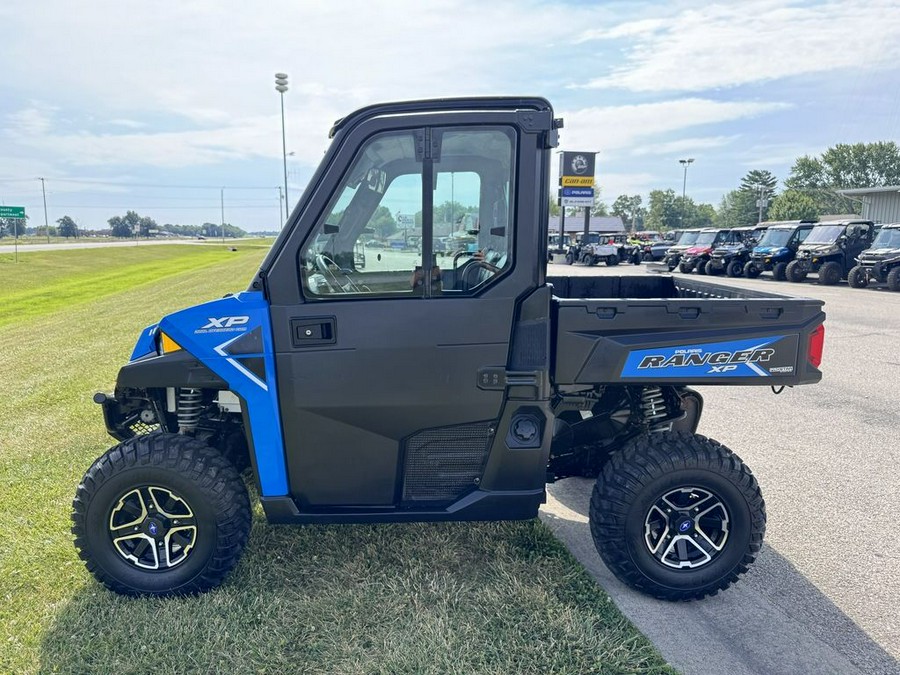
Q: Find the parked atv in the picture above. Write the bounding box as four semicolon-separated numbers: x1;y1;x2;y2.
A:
648;230;681;262
705;225;768;277
662;229;700;271
847;223;900;291
679;228;745;275
786;220;876;285
744;221;816;280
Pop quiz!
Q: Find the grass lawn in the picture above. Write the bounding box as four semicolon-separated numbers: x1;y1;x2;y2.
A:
0;245;674;675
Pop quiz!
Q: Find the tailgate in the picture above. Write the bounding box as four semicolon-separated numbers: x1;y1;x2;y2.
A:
549;275;825;386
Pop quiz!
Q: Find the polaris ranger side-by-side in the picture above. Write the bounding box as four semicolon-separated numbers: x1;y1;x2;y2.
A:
847;223;900;291
678;228;745;274
786;219;875;285
73;98;826;601
705;225;769;277
744;221;816;280
662;228;700;270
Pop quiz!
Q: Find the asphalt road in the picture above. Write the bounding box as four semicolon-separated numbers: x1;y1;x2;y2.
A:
541;259;900;675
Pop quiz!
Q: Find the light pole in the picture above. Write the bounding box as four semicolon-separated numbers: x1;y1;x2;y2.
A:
275;73;289;221
39;177;50;242
220;188;226;244
679;158;694;227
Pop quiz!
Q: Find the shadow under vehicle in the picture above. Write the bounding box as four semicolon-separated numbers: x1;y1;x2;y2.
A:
786;219;876;285
705;224;769;277
743;221;816;281
73;97;825;603
847;223;900;291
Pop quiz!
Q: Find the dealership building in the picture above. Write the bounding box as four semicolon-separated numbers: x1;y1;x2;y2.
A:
838;186;900;223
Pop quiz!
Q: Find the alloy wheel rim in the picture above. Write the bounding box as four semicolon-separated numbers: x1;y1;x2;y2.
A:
108;486;198;570
643;486;730;569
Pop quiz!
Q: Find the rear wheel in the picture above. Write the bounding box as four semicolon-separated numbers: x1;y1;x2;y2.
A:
590;432;765;601
818;261;842;285
697;260;708;275
887;267;900;292
667;258;678;271
772;262;788;281
72;433;251;596
743;262;762;279
847;265;868;288
786;260;806;283
606;255;618;266
726;260;743;277
678;262;690;273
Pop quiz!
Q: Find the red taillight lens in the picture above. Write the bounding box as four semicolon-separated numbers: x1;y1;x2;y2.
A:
808;323;825;368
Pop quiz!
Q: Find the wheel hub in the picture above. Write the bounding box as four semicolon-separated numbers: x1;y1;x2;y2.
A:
644;486;730;570
108;486;197;570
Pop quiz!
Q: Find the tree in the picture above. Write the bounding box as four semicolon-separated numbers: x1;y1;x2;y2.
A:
368;206;397;240
108;215;132;238
590;181;609;216
611;194;644;230
0;215;29;237
739;169;778;223
138;216;157;237
768;190;819;221
784;142;900;215
57;215;79;239
645;189;680;231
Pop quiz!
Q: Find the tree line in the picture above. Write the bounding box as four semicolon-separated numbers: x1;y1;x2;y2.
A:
0;210;250;239
554;141;900;231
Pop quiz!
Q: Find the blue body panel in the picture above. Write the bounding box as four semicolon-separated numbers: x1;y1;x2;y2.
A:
144;292;288;497
130;324;159;361
622;336;786;379
752;245;789;260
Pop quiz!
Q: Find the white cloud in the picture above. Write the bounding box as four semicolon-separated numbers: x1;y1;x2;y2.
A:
576;0;900;92
631;135;739;156
557;98;788;155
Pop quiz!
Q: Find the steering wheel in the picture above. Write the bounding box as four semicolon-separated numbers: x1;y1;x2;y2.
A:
314;254;365;293
460;260;500;290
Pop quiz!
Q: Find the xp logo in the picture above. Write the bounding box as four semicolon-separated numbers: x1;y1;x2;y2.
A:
202;316;250;329
570;154;589;175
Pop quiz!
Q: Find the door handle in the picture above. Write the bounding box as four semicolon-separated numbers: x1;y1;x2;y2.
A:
291;317;336;347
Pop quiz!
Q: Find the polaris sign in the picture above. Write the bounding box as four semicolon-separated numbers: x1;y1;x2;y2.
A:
621;336;800;378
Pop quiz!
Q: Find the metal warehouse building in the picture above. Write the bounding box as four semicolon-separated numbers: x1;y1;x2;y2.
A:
838;186;900;223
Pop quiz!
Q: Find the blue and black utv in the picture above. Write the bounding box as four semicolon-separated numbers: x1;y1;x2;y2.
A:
73;98;826;602
744;221;816;281
847;223;900;291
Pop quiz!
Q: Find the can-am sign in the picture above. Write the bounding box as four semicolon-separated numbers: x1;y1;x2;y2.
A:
558;151;596;202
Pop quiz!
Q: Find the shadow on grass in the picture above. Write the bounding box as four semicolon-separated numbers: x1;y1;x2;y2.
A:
41;516;676;675
543;477;900;675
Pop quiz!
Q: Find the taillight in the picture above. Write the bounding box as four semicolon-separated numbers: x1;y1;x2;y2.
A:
808;324;825;368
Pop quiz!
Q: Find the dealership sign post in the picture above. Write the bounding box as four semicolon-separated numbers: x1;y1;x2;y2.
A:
558;152;597;243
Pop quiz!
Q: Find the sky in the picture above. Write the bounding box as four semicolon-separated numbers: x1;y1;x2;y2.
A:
1;0;899;232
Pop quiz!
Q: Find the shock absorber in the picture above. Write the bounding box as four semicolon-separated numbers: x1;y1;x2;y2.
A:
640;386;671;432
177;388;203;433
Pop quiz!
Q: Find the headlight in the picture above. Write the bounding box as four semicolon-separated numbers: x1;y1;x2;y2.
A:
765;257;771;263
812;257;819;263
158;332;182;354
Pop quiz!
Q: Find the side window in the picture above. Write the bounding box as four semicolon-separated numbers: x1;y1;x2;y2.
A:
299;126;514;299
434;128;514;296
795;228;811;244
301;132;423;297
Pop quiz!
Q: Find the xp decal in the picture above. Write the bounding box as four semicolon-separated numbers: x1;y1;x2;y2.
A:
621;336;799;378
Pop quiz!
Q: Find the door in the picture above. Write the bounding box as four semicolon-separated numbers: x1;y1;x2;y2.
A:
273;124;527;508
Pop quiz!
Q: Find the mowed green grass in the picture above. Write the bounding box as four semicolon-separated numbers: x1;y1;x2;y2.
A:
0;245;674;675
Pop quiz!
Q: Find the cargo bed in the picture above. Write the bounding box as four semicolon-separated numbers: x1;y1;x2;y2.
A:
548;275;825;386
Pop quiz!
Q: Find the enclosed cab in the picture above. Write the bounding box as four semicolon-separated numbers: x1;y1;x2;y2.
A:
847;223;900;291
662;228;700;270
648;229;681;261
786;219;876;285
679;228;744;274
744;221;816;280
706;224;769;277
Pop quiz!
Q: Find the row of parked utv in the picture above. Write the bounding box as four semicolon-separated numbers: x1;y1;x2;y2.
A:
660;220;900;290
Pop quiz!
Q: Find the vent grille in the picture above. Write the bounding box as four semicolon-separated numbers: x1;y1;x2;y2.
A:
129;421;160;436
402;422;494;502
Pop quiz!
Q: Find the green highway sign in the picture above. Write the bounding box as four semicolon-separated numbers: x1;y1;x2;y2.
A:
0;206;26;218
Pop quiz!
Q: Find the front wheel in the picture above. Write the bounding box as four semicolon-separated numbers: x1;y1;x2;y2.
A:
887;267;900;292
606;255;618;266
72;433;251;596
667;258;678;271
847;265;868;288
786;260;806;283
772;261;788;281
726;260;744;277
818;261;842;285
590;432;765;601
743;261;762;279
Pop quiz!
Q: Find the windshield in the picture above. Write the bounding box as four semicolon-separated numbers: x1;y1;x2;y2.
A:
677;231;700;246
805;225;844;245
694;231;719;246
757;228;793;248
872;228;900;249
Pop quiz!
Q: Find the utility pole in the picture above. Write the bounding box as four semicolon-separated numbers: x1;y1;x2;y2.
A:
678;158;694;228
277;186;284;230
39;177;50;243
275;73;290;220
757;185;766;224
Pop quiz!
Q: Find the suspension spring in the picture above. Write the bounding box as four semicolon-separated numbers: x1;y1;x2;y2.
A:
177;388;203;433
640;386;670;431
